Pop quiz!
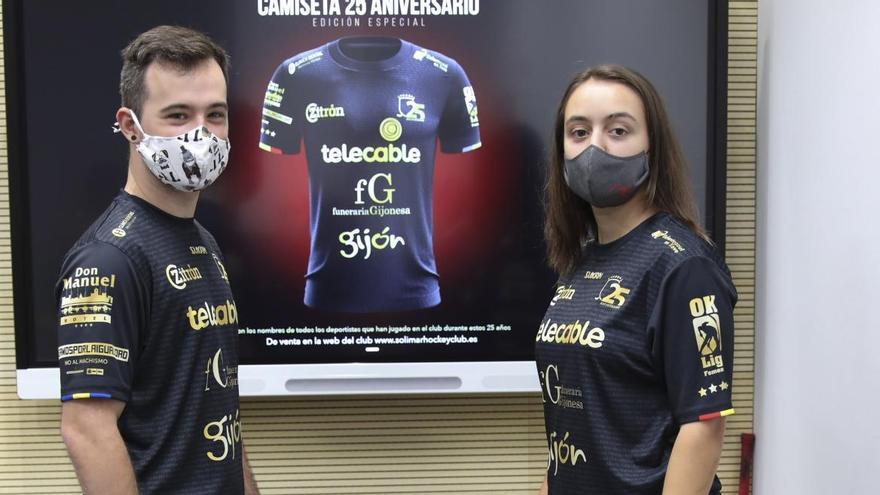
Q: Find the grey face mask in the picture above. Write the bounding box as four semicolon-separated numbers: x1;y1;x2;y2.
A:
563;145;649;208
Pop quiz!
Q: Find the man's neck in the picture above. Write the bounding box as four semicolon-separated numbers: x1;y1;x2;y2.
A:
123;156;199;218
592;194;658;245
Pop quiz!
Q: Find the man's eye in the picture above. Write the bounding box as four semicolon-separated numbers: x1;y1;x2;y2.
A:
167;113;187;121
209;112;227;120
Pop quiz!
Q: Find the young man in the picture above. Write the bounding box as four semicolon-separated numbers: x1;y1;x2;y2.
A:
57;26;259;494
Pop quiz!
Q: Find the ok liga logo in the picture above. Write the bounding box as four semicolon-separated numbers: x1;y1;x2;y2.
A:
690;295;725;375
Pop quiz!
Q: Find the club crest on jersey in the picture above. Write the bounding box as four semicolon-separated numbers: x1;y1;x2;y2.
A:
212;253;229;283
595;275;630;309
690;295;725;375
396;94;426;122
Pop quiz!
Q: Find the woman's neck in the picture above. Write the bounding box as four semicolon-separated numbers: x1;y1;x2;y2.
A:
592;193;658;245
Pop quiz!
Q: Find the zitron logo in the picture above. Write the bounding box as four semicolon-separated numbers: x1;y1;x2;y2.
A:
550;285;575;306
305;102;345;123
165;264;203;290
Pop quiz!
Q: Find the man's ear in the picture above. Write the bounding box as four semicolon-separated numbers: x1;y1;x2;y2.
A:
116;107;140;143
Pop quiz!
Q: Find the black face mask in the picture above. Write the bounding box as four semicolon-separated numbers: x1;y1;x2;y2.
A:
563;145;649;208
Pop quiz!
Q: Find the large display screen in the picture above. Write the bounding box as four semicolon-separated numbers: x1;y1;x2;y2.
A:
6;0;726;395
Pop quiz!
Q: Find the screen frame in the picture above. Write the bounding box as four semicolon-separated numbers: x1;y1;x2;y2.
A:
5;1;729;398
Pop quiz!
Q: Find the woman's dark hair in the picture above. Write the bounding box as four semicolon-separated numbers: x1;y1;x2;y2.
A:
544;64;706;275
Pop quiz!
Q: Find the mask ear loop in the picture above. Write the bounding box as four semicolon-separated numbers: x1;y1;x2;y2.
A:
112;111;147;142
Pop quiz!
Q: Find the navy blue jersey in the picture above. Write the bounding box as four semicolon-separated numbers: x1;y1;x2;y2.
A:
57;192;243;494
536;213;736;494
259;37;481;312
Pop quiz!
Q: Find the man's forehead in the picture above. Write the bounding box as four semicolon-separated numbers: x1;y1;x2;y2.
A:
157;102;228;113
142;59;227;107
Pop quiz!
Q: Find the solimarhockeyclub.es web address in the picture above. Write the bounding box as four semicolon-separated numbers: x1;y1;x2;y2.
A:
255;333;478;347
376;335;477;345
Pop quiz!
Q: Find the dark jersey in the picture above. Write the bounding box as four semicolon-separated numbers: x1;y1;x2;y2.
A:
259;36;481;312
535;213;736;494
57;191;243;494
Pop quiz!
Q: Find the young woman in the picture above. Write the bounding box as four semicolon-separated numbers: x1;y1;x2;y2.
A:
536;65;736;494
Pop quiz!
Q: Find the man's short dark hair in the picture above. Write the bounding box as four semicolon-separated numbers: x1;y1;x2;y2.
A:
120;25;230;115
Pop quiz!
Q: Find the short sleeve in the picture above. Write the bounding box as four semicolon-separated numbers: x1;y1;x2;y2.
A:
56;242;147;403
438;61;481;153
258;59;302;155
650;256;737;424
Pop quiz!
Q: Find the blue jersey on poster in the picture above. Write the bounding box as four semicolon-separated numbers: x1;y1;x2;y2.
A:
259;37;481;312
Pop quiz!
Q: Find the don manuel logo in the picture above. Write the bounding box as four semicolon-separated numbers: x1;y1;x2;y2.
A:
60;266;117;327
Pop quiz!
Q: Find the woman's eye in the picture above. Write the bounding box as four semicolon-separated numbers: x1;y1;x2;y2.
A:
610;127;629;137
571;128;589;138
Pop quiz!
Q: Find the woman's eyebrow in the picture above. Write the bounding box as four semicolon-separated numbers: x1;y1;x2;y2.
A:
607;112;636;122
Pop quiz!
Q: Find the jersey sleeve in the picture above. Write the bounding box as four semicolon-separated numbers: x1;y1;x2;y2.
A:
57;242;147;403
650;256;737;424
437;61;482;154
258;59;302;155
